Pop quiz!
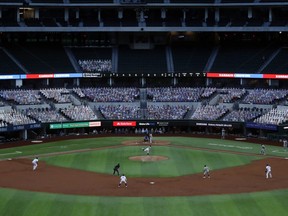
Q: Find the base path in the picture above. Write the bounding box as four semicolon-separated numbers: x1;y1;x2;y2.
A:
0;157;287;197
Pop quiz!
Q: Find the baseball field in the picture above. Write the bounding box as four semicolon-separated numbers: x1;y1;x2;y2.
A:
0;136;287;216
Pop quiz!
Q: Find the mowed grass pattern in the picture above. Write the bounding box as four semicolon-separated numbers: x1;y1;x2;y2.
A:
0;136;288;216
0;188;287;216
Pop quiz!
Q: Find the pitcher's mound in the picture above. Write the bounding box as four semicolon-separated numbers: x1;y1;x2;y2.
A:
129;155;169;162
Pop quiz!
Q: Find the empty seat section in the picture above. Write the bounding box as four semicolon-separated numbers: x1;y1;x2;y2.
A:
0;49;23;74
118;45;167;73
262;48;288;74
6;44;75;73
171;43;212;73
211;43;277;73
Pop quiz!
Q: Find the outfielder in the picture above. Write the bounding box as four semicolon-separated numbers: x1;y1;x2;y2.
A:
260;144;266;155
203;165;210;178
118;174;128;187
221;128;225;139
265;164;272;179
32;157;39;171
283;139;287;150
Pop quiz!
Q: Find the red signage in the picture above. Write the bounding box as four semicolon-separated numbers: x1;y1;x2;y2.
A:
113;121;137;127
207;73;234;78
263;74;288;79
26;74;54;79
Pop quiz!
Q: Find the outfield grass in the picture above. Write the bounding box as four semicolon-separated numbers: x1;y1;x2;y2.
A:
0;136;287;216
0;187;287;216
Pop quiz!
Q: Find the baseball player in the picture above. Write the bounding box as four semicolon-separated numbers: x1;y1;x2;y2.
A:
144;134;149;143
283;139;287;150
203;165;210;178
142;145;152;155
113;163;120;176
149;133;153;144
265;164;272;179
118;174;128;187
221;128;225;139
32;157;39;171
260;144;266;155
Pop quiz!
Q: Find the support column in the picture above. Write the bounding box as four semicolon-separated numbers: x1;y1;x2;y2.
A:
16;79;23;88
183;9;186;22
76;9;79;19
141;77;146;87
34;8;39;19
215;8;219;23
64;8;69;21
205;8;208;21
161;8;166;19
109;77;113;86
22;130;28;140
269;8;272;22
118;9;123;19
248;7;252;19
17;8;20;22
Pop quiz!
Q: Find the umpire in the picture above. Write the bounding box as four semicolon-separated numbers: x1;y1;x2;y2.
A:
113;163;120;176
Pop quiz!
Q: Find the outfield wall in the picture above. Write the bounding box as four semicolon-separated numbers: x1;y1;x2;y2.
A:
0;119;286;144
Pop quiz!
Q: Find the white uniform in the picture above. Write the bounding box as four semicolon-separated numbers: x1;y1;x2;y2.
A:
143;146;151;155
118;175;128;187
32;158;39;171
265;164;272;179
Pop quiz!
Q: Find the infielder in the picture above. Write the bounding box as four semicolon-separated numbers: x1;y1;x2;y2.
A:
203;165;210;178
142;145;152;155
265;164;272;179
32;157;39;171
118;174;128;187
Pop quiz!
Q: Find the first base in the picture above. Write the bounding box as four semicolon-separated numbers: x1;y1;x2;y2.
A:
150;181;155;185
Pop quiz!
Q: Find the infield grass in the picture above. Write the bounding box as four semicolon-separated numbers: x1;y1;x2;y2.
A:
42;146;262;177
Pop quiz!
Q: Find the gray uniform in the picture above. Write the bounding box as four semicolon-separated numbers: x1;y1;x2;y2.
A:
283;140;287;149
260;145;266;155
203;165;210;178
